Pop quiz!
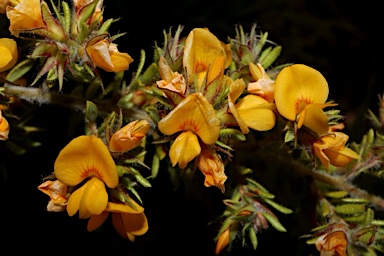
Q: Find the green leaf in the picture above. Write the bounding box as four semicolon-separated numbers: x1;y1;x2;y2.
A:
263;198;293;214
260;212;287;232
6;58;36;82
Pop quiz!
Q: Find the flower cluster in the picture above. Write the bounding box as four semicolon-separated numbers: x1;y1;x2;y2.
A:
1;0;384;255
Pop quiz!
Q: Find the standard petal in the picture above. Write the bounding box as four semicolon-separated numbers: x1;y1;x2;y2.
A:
169;131;201;169
236;95;276;131
80;177;108;218
158;93;220;145
87;211;109;232
183;28;226;85
120;212;149;236
274;64;329;121
54;135;118;188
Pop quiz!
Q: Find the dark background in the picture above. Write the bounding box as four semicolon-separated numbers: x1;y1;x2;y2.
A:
1;0;382;255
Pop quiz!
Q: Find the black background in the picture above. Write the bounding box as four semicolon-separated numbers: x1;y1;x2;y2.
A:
0;0;383;255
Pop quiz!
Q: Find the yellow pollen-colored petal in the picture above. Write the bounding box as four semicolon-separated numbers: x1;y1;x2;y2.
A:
66;183;87;217
105;201;144;214
169;131;201;169
87;211;109;232
78;177;108;218
120;212;149;236
158;93;220;145
297;104;329;135
235;95;276;131
54;135;118;188
0;38;18;72
274;64;329;121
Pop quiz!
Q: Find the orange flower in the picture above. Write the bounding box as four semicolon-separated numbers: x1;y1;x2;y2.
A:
158;93;220;169
313;132;360;171
274;64;337;135
6;0;45;36
73;0;103;23
156;56;186;95
228;78;276;134
0;110;10;140
38;180;68;212
86;39;133;72
215;228;230;255
198;148;227;192
109;119;150;153
0;0;10;14
315;231;348;256
0;38;18;72
183;28;231;88
87;201;148;242
54;135;118;218
247;62;275;103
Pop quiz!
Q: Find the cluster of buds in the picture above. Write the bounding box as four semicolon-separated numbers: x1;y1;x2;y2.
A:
5;0;132;90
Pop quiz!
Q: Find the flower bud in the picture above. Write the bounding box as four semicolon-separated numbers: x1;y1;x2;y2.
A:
109;120;150;153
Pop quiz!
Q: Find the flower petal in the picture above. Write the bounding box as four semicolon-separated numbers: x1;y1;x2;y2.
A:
109;120;150;153
79;177;108;218
66;182;87;217
54;135;118;188
274;64;329;121
6;0;45;36
87;211;109;232
105;201;144;214
158;93;220;145
298;104;329;135
183;28;226;85
236;95;276;131
169;131;201;169
120;212;149;236
0;38;18;72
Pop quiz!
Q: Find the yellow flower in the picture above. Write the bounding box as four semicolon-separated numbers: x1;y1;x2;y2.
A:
87;201;148;242
54;135;118;218
215;228;230;255
198;148;227;192
0;38;18;72
228;78;276;134
109;119;150;153
38;180;68;212
73;0;103;23
0;0;10;14
313;132;360;172
158;93;220;169
0;110;10;140
247;62;275;103
86;39;133;72
274;64;337;135
315;231;348;256
156;56;186;95
183;28;231;88
6;0;45;36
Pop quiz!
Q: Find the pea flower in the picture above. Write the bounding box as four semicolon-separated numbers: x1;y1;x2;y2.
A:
54;135;118;218
274;64;337;135
156;56;186;95
315;231;348;256
247;62;275;103
158;92;220;169
0;38;18;72
87;201;148;241
86;39;133;72
73;0;103;24
0;110;10;140
6;0;45;36
183;28;231;89
38;180;68;212
228;78;276;134
109;119;150;153
198;148;227;192
313;132;360;172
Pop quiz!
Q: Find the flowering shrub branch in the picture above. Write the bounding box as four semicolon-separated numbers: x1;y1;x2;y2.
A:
1;0;384;255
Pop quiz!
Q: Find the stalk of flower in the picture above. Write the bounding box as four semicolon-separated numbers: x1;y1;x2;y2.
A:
0;38;18;72
87;200;148;241
274;64;338;136
53;135;118;218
